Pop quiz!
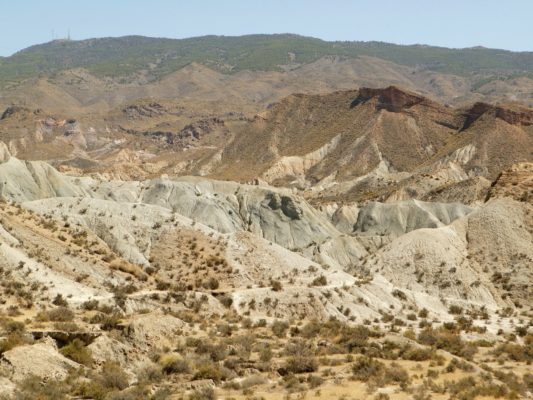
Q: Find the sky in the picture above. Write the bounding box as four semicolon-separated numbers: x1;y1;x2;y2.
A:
1;0;532;56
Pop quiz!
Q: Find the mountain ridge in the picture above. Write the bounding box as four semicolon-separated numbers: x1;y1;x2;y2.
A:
1;84;531;206
2;34;533;87
215;86;533;196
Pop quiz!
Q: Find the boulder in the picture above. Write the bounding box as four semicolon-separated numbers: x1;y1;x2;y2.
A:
125;311;185;350
0;337;79;382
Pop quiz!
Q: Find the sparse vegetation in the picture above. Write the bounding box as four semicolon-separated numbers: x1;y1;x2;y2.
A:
3;34;533;87
0;77;531;400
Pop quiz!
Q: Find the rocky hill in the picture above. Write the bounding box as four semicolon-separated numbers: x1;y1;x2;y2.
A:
0;145;531;398
214;86;533;205
2;86;532;207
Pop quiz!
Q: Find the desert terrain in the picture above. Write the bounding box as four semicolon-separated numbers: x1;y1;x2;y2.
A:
0;34;531;400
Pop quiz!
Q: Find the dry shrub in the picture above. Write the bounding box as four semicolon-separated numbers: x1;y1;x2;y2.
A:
109;259;146;280
417;327;477;360
99;360;129;390
351;356;410;389
282;339;318;374
47;307;75;322
59;338;93;366
159;353;190;374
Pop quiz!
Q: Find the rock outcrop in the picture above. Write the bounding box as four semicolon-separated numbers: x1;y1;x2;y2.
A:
463;102;533;129
0;157;92;202
486;162;533;203
354;200;473;237
0;141;10;163
0;337;79;382
353;86;429;112
125;311;186;350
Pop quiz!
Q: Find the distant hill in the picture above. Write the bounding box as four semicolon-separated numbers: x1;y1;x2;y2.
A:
1;34;533;85
214;86;533;196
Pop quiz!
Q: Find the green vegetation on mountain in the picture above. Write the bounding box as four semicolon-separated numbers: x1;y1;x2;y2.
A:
1;34;533;85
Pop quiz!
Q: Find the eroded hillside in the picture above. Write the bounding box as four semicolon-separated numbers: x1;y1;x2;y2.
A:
2;86;532;210
0;37;532;398
0;144;531;399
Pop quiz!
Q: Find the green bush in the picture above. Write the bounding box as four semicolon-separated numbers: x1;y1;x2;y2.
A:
14;375;68;400
99;361;129;390
270;279;283;291
445;376;508;400
189;386;216;400
351;357;410;388
203;277;219;290
445;357;474;373
59;339;93;366
136;362;163;384
71;381;108;400
492;335;533;362
259;345;273;362
3;320;25;334
0;332;31;354
271;320;289;338
311;275;327;286
418;327;477;360
399;345;436;361
418;308;429;318
383;362;410;388
283;339;318;374
159;354;190;374
195;342;228;362
47;307;75;322
193;360;224;382
90;313;121;330
351;356;385;381
52;294;68;307
307;374;324;388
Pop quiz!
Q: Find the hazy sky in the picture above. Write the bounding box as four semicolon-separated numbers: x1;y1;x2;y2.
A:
1;0;532;56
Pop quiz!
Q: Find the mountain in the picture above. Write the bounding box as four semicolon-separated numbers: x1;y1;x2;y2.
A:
2;85;531;205
3;34;533;83
0;34;532;399
2;34;533;111
214;86;533;204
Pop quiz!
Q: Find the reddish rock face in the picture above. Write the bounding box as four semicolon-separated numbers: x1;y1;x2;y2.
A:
355;86;426;112
494;106;533;126
464;102;533;128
